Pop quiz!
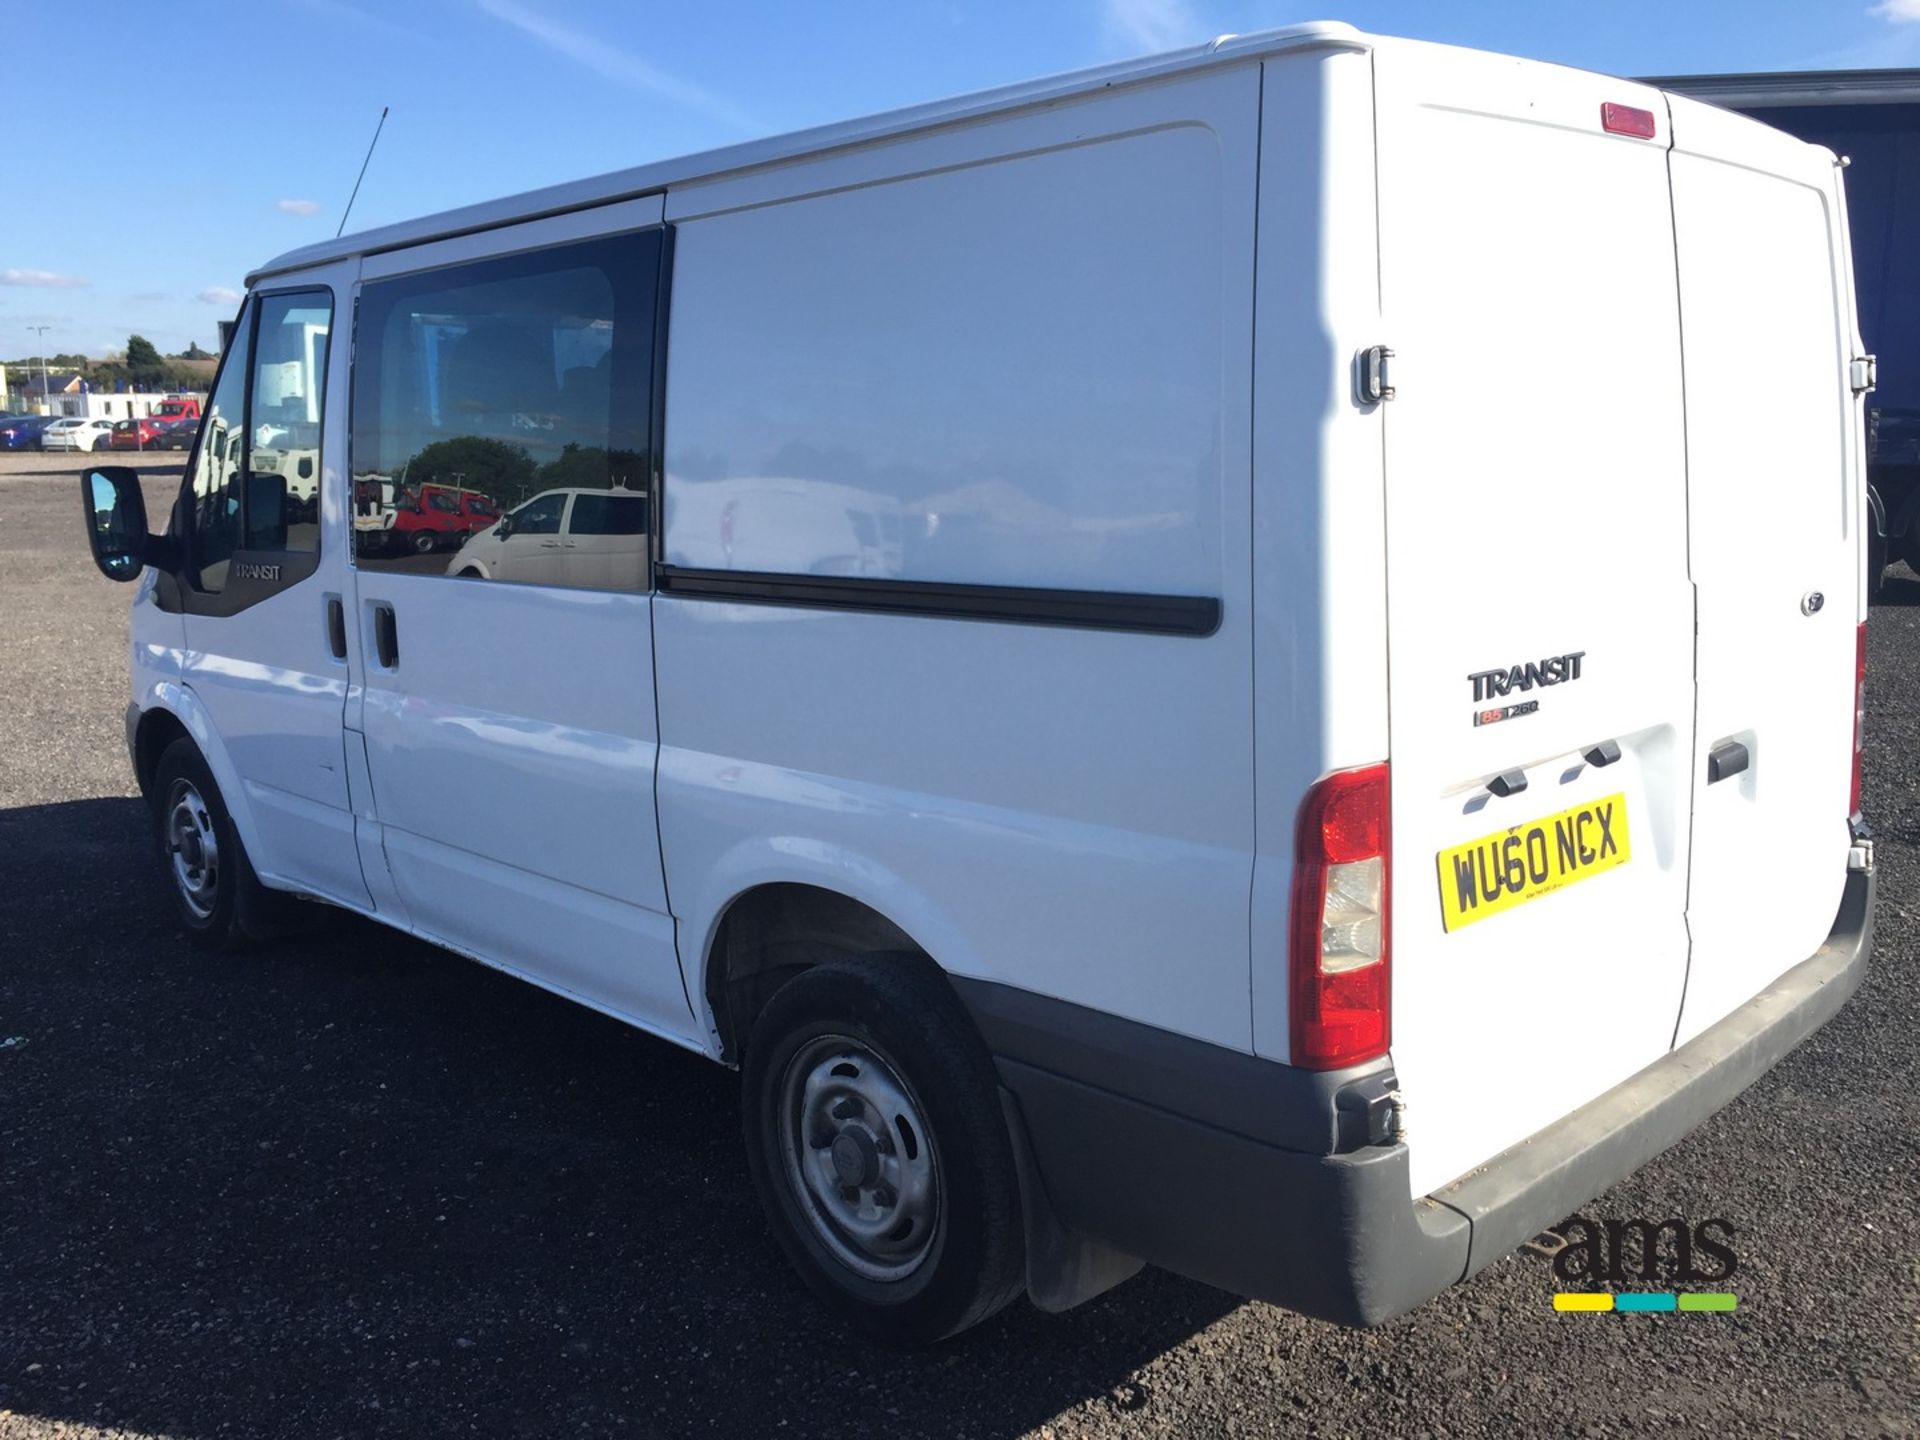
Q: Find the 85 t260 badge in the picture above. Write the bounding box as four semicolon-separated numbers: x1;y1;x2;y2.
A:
1437;792;1631;932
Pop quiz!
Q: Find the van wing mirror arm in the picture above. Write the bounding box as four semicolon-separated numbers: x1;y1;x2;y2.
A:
145;531;183;573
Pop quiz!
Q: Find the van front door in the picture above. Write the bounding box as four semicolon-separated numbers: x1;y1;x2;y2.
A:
168;263;371;910
1373;51;1696;1197
346;204;693;1040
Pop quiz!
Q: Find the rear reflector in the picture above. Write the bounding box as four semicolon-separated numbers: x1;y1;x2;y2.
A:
1289;764;1391;1070
1851;622;1867;819
1601;102;1658;139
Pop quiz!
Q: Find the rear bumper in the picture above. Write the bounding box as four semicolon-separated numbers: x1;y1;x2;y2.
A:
958;865;1873;1326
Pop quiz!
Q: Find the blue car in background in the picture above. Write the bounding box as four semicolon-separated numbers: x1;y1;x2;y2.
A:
0;413;62;450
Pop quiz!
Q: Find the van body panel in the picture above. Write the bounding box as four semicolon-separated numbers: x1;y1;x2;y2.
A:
656;70;1262;1049
1371;42;1696;1196
1248;47;1390;1059
1666;96;1864;1045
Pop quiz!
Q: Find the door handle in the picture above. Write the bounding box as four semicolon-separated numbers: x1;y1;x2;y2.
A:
1708;740;1749;784
326;596;347;660
372;602;399;669
540;540;563;548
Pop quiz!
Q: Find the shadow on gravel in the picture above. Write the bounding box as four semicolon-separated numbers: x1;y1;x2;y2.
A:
1876;567;1920;607
0;797;1238;1439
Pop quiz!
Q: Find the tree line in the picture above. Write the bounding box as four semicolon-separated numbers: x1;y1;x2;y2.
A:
3;334;217;394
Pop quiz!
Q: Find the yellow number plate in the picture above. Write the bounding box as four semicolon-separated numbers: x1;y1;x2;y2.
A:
1436;792;1631;932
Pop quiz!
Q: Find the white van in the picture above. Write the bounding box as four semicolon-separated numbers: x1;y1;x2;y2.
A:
446;486;650;588
81;24;1875;1343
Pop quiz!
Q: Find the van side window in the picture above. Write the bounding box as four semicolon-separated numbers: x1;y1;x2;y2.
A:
351;229;660;592
183;288;332;593
509;491;567;535
187;304;254;591
245;292;331;554
568;491;649;535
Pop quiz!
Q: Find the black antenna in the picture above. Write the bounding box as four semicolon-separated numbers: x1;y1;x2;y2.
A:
337;106;390;239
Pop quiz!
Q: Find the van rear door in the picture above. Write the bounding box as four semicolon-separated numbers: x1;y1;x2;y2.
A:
1666;97;1864;1046
1372;44;1696;1196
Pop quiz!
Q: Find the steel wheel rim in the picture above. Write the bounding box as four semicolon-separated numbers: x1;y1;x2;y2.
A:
164;778;220;920
778;1033;940;1282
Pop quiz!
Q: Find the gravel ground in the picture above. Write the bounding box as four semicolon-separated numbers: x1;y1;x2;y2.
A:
0;450;1915;1439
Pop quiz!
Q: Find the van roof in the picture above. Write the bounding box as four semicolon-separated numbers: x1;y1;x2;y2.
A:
248;21;1367;285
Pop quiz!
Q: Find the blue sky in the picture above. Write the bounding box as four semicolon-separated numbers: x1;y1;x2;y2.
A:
4;0;1917;360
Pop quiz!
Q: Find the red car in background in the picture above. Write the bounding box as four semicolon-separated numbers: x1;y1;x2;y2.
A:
108;417;169;450
387;483;502;554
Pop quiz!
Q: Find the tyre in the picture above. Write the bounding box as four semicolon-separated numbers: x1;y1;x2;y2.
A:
151;737;295;950
742;953;1025;1345
412;531;438;554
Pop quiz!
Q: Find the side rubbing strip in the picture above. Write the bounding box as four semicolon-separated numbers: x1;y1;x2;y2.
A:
654;566;1222;637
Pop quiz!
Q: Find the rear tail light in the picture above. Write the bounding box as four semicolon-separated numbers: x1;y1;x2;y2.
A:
1851;622;1867;819
1289;764;1391;1070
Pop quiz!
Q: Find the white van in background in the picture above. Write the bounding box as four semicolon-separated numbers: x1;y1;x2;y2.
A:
81;23;1874;1344
446;486;650;588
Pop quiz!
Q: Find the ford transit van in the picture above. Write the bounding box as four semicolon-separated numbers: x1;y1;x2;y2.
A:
80;24;1875;1343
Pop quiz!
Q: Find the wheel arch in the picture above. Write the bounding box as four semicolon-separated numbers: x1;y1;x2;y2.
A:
703;881;948;1064
696;861;1137;1317
135;684;267;863
683;844;989;1065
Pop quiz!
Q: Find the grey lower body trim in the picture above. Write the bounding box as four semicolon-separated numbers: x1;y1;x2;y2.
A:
956;865;1873;1325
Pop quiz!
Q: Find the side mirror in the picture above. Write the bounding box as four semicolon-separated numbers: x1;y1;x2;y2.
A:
495;515;513;539
81;466;155;582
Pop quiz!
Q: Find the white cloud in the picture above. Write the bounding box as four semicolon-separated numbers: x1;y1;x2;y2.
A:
2;268;88;289
1103;0;1202;54
197;287;243;306
1873;0;1920;20
471;0;756;131
277;198;323;216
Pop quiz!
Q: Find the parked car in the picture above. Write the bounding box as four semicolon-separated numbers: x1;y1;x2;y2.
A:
446;486;646;584
458;491;500;532
41;417;116;452
0;413;62;450
109;417;168;451
153;395;202;425
75;24;1875;1347
153;419;199;452
371;482;503;554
